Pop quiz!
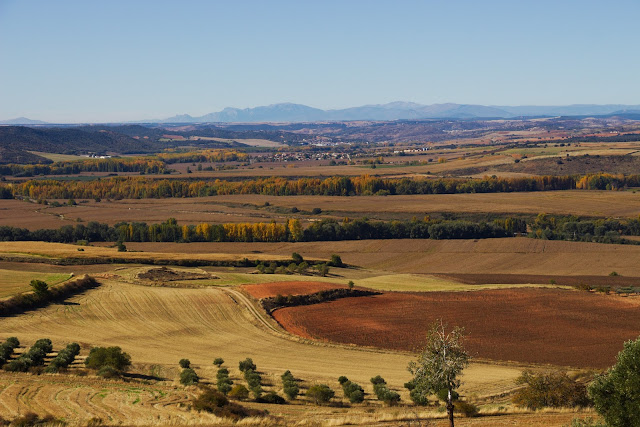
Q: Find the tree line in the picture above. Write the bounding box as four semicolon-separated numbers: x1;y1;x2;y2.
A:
529;213;640;244
4;173;638;200
0;149;249;177
0;217;525;245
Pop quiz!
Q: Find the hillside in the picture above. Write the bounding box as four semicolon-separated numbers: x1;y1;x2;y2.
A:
0;126;159;155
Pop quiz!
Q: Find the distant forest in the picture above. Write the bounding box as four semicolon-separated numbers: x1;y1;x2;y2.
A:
2;173;637;201
0;215;637;246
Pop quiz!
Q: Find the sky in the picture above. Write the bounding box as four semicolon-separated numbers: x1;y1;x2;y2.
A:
0;0;639;123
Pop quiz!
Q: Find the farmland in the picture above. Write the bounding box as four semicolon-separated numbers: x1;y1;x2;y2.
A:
272;287;640;368
2;123;640;425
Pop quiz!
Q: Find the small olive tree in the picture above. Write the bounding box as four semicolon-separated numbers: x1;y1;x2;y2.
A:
408;320;469;427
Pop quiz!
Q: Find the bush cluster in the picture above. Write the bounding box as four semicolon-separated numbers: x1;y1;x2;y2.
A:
84;346;131;377
338;376;365;403
371;375;400;406
0;337;19;367
281;370;299;400
192;387;265;420
4;338;52;372
180;368;199;385
513;370;591;410
238;358;262;398
306;384;335;405
45;342;80;373
244;368;262;398
216;367;233;394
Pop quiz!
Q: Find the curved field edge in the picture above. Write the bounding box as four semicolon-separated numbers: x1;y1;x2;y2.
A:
0;280;525;400
271;288;640;369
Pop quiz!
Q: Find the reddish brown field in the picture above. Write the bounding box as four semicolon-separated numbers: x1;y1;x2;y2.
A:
438;273;640;288
273;288;640;368
242;281;345;299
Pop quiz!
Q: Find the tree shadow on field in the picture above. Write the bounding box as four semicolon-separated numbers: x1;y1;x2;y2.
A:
57;301;80;306
123;372;167;382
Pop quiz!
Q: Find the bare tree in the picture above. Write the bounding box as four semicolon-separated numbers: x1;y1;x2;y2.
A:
408;320;469;427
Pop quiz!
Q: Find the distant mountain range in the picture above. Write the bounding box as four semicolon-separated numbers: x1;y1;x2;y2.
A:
156;102;640;123
0;117;49;125
3;103;640;125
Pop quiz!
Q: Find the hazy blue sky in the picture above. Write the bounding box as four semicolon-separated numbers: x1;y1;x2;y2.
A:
1;0;639;122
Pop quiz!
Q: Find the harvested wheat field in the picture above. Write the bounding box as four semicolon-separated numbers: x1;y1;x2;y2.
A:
242;281;347;299
0;280;522;400
272;288;640;368
0;373;219;425
127;238;640;276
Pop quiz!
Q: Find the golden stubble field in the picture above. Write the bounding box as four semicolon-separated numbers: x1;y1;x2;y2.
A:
3;189;640;230
0;278;539;425
122;237;640;277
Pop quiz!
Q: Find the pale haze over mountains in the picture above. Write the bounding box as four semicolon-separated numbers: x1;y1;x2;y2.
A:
3;103;640;125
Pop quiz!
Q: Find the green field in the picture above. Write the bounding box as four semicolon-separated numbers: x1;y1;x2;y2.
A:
0;269;73;298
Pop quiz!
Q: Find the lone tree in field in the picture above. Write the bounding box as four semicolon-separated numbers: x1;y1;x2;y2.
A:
408;320;469;427
589;336;640;426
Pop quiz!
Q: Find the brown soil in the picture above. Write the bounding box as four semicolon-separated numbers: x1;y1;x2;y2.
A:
437;273;640;288
273;288;640;368
242;281;345;299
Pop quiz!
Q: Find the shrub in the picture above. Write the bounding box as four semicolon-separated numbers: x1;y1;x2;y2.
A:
328;254;344;267
4;338;52;372
609;271;619;276
97;366;120;379
513;370;590;409
256;391;286;404
30;279;49;298
213;357;224;367
306;384;334;405
339;376;365;403
371;375;400;406
216;367;233;394
45;342;80;373
180;368;199;385
0;337;20;367
228;384;249;400
117;241;127;252
238;358;256;372
291;252;304;263
454;400;479;417
281;370;299;400
192;387;265;420
179;358;191;369
85;346;131;373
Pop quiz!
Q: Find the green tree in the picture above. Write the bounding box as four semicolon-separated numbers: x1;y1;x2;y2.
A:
408;320;469;427
291;252;304;263
30;279;49;298
589;336;640;426
213;357;224;367
85;346;131;373
328;254;343;267
179;358;191;369
180;368;199;385
306;384;334;405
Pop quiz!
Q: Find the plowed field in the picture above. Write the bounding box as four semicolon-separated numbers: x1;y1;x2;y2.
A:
273;288;640;368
